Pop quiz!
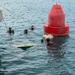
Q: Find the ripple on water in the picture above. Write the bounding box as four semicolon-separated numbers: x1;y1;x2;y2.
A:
0;0;75;75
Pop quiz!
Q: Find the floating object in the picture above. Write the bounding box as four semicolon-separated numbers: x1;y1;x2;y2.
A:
0;10;3;22
0;9;8;29
44;3;69;37
12;44;36;50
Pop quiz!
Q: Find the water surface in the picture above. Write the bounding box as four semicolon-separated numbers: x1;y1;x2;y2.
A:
0;0;75;75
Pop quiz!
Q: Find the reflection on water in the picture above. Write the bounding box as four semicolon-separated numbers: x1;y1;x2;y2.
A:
47;36;69;58
0;54;7;75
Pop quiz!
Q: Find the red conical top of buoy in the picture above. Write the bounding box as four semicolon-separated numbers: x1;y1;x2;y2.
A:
44;3;69;37
48;4;65;27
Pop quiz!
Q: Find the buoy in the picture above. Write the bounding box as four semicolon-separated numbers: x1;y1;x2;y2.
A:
44;4;69;37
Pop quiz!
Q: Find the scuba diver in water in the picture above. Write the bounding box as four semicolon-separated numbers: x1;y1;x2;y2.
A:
7;27;14;34
44;38;54;47
41;34;54;45
24;29;28;34
41;34;59;50
30;25;35;30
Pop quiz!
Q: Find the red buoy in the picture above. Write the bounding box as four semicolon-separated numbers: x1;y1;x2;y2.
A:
44;4;69;37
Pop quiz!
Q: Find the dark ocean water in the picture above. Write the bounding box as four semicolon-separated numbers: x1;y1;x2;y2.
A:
0;0;75;75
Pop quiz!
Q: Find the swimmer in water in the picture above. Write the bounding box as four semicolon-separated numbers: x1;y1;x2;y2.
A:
24;29;28;34
30;25;35;30
41;39;44;43
41;34;54;45
7;27;14;34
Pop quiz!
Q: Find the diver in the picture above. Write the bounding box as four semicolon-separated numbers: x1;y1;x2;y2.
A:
41;38;44;43
45;38;51;46
7;27;14;34
30;25;35;30
24;29;28;34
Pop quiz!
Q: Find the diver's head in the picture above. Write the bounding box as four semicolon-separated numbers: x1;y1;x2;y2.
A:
24;29;28;34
